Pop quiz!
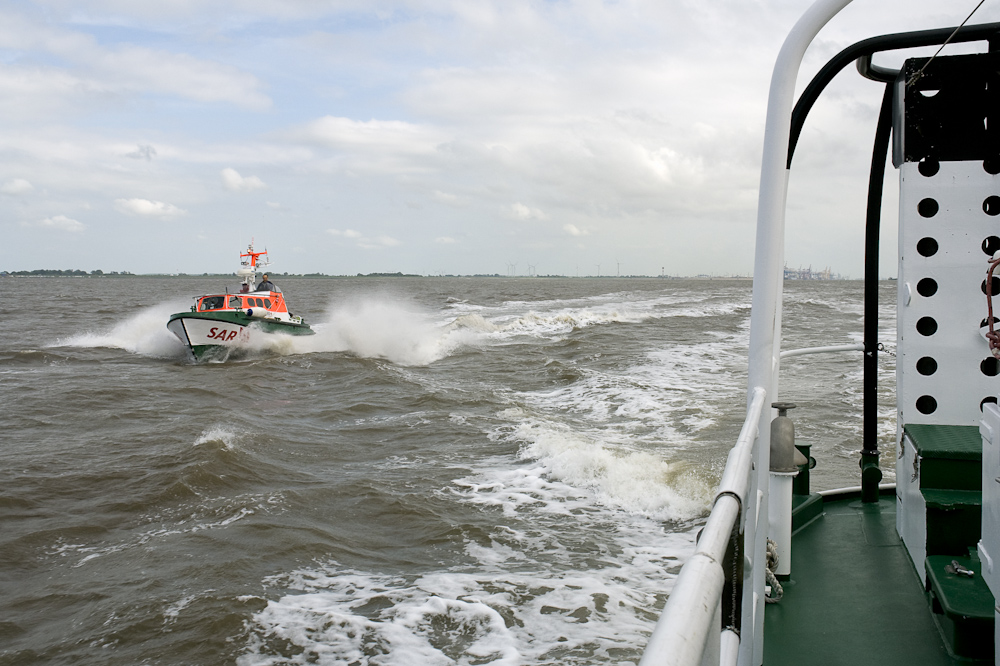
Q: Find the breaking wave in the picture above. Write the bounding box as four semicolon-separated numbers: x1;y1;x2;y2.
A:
52;301;189;359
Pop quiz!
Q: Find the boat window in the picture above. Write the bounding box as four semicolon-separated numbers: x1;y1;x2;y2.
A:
255;298;264;307
229;296;240;308
264;299;272;308
200;296;225;311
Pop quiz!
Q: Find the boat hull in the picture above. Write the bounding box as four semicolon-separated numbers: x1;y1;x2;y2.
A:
167;312;314;360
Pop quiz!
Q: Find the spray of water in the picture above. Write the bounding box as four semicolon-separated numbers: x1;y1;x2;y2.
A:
50;293;667;366
52;300;189;358
51;296;479;366
293;297;475;366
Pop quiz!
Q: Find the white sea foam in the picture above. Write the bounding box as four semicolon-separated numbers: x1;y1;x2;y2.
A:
236;290;756;664
52;300;189;358
504;421;711;520
240;570;523;666
163;594;198;622
237;401;712;662
292;297;658;364
194;426;240;450
240;517;697;666
288;298;479;366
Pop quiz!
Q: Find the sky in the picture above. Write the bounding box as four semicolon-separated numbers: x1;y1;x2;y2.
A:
1;0;998;277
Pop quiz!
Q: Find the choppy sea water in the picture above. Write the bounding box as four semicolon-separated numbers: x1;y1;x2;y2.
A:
0;277;896;665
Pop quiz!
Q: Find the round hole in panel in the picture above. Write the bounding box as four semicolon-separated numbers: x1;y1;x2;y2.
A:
982;357;1000;377
916;317;938;336
982;396;998;412
982;277;1000;295
985;196;1000;216
919;159;940;177
984;236;1000;256
917;237;939;257
916;357;938;375
916;395;937;414
986;158;1000;175
916;278;938;297
918;198;939;217
982;317;1000;328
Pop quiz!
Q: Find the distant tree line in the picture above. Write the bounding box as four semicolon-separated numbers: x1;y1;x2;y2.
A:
1;269;132;276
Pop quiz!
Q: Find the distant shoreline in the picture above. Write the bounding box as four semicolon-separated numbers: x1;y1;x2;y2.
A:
0;271;881;281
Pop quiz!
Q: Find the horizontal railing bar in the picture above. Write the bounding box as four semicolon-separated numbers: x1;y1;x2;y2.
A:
817;483;896;497
639;387;767;666
779;343;864;359
715;387;767;507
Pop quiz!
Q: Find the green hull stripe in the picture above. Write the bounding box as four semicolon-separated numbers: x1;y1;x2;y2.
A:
169;312;314;336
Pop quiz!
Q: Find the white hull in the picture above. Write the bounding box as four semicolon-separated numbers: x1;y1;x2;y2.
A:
167;317;252;350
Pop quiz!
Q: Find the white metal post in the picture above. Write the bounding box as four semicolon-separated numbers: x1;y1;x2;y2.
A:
743;0;853;662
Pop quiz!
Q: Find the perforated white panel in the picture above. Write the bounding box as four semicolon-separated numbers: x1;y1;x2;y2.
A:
896;159;1000;429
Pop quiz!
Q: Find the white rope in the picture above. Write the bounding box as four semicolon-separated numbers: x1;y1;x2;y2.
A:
765;539;784;603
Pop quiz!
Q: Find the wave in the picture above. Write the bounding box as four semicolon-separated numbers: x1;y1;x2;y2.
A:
480;414;713;522
240;502;700;666
43;289;750;368
292;298;478;366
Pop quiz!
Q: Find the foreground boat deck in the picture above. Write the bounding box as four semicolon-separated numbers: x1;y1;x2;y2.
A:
763;494;971;665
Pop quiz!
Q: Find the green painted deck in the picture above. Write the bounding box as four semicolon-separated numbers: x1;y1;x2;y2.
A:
763;493;983;665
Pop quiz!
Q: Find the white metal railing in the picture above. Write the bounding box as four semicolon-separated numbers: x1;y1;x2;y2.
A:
779;343;864;360
639;387;766;666
639;0;854;664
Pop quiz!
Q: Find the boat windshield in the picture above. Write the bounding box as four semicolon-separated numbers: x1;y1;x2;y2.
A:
199;296;226;311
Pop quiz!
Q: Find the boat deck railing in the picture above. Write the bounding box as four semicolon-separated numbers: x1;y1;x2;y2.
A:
639;1;859;664
778;343;864;360
640;387;767;666
640;343;877;666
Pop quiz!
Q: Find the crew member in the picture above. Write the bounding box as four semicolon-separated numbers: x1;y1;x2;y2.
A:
256;273;275;291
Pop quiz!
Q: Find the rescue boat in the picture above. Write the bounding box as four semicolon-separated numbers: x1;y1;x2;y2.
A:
166;242;314;360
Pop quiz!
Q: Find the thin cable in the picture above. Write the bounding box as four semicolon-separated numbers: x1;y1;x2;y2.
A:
907;0;988;87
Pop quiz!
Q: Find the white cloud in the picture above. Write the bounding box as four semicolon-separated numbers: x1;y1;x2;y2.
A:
328;228;399;249
433;190;462;206
328;228;364;239
291;116;447;172
221;168;267;191
125;144;156;160
266;201;282;209
507;202;548;220
297;116;444;152
359;235;400;249
114;198;186;217
1;179;34;195
0;14;270;111
2;0;993;275
28;214;84;232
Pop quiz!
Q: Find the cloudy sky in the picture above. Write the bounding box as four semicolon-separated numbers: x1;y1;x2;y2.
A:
1;0;996;277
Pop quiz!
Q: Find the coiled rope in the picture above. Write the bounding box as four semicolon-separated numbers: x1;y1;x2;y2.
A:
765;539;783;604
986;255;1000;359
